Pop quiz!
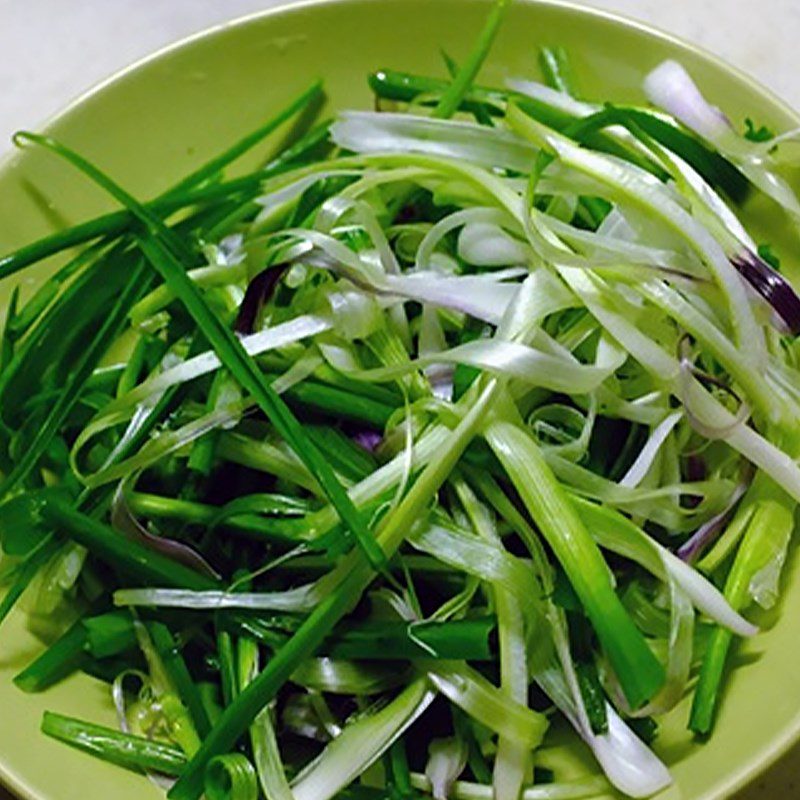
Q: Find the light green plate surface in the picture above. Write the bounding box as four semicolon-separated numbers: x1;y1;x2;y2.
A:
1;1;799;798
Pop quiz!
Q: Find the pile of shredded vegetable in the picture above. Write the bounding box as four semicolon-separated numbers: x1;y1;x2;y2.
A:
3;1;800;798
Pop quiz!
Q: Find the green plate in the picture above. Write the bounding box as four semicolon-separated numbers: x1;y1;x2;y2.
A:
1;1;799;798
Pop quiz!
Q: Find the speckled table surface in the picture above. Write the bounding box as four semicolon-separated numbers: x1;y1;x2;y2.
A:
0;0;798;798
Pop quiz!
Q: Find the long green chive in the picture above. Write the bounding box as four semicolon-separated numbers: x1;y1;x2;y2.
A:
433;0;510;119
146;621;213;737
388;739;415;798
217;628;239;707
538;46;578;96
0;82;323;281
14;612;136;692
13;132;387;574
41;711;187;776
369;68;506;117
484;415;665;708
324;617;496;661
9;238;104;340
0;286;19;371
0;239;133;425
441;50;495;127
0;258;150;498
307;424;378;482
690;498;792;734
220;612;494;661
169;382;498;800
277;377;397;427
125;492;306;543
0;164;277;282
36;496;218;591
13;617;89;693
116;334;151;399
560;104;749;202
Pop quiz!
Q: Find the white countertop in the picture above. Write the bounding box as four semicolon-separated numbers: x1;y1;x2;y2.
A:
0;1;798;799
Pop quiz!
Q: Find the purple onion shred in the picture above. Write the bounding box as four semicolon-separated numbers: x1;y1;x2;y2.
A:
111;487;220;579
235;264;288;334
677;481;748;563
352;429;383;453
730;249;800;337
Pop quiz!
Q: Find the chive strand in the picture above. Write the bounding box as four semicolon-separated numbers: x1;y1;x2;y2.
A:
0;83;324;281
169;381;498;800
432;0;510;119
41;711;187;776
125;492;305;543
0;286;19;371
388;740;414;798
324;617;496;661
217;629;239;707
538;46;578;96
440;50;494;126
276;377;396;427
0;258;151;498
146;621;213;738
0;534;61;627
13;617;89;692
689;498;791;734
0;178;249;280
38;496;219;591
13;131;387;572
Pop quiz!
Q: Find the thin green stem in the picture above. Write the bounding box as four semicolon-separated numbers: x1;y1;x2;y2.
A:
13;618;88;692
41;711;187;776
147;621;213;737
168;381;499;800
0;83;324;280
13;131;387;572
0;286;19;371
433;0;509;119
277;378;396;427
538;46;578;96
325;617;496;661
126;492;305;542
0;258;150;498
484;411;665;708
217;629;239;707
690;497;792;734
38;496;219;591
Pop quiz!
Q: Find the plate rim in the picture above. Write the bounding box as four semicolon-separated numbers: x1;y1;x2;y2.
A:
0;1;798;799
